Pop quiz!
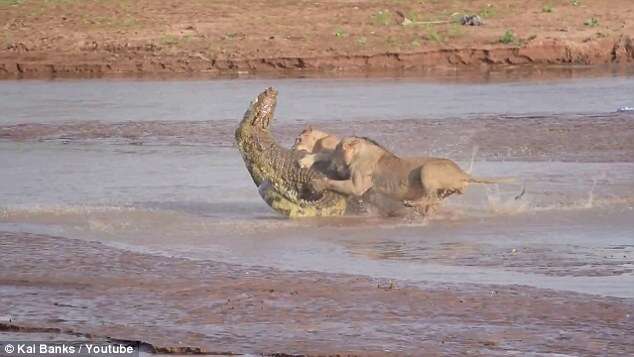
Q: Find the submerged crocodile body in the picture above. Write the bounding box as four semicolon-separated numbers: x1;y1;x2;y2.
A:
235;87;356;217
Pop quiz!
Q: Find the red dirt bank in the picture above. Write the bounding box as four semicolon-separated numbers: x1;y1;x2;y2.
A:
1;0;633;78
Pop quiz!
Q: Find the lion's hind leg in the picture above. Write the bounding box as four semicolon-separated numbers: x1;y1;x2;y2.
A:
403;194;439;216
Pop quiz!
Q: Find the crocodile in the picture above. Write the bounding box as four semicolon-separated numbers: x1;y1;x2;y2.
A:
235;87;358;217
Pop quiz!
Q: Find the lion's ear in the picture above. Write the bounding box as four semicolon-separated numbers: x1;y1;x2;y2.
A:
300;125;312;135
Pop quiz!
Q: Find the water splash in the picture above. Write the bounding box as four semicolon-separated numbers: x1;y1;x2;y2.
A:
585;171;606;209
485;184;531;215
467;145;479;174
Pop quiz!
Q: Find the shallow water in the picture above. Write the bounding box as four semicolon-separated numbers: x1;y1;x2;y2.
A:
1;77;633;298
2;76;634;124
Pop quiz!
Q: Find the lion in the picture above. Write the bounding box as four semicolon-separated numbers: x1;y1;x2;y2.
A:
314;136;514;214
292;126;338;152
292;126;348;179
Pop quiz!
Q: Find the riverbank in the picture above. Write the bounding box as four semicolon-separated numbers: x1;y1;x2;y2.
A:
1;0;633;78
2;232;633;355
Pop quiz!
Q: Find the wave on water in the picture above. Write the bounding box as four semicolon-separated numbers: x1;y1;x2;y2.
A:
1;184;632;239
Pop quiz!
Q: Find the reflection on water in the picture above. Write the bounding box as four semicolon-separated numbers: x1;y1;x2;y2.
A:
1;78;633;298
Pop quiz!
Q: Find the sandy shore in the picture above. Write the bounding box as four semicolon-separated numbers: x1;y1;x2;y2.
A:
1;232;633;355
1;0;633;78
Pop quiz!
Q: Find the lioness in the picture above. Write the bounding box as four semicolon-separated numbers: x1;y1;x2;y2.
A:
292;126;349;179
292;126;339;166
315;137;513;214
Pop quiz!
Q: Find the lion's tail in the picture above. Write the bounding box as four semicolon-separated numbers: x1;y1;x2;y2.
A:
467;176;516;185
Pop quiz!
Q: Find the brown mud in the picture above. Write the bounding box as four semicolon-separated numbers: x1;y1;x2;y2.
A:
1;232;633;355
1;0;633;78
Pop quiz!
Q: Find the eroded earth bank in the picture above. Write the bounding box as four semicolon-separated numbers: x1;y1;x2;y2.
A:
1;0;634;78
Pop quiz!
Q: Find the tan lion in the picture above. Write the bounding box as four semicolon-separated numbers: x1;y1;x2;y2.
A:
315;136;514;214
292;127;339;165
292;126;349;179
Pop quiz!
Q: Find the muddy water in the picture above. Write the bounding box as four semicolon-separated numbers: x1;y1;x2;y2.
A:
2;76;634;124
1;77;634;301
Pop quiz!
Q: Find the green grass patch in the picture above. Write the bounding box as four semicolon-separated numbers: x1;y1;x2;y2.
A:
425;25;443;44
405;10;420;22
80;14;138;29
160;34;192;46
584;17;599;27
372;10;393;26
0;0;23;6
2;0;140;29
83;18;135;29
499;30;517;44
160;35;180;46
0;32;11;47
542;4;553;13
447;23;464;39
479;4;497;18
334;28;348;38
